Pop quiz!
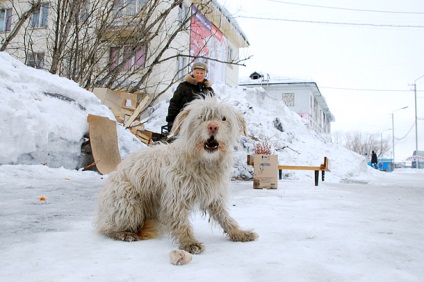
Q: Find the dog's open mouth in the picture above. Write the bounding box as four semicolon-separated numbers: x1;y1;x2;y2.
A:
204;136;219;153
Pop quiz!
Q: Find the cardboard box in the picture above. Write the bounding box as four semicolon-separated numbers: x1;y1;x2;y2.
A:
116;91;138;110
92;88;123;112
253;154;278;189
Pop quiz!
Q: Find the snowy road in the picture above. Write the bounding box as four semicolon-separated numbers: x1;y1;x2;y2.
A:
1;165;424;282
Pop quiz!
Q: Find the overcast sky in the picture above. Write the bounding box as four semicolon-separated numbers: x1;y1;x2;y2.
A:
219;0;424;161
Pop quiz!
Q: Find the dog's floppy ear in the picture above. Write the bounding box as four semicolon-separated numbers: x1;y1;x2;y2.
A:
234;110;248;136
168;108;190;138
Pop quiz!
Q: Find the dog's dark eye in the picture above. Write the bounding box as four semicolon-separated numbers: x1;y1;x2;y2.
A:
222;116;226;121
199;115;203;120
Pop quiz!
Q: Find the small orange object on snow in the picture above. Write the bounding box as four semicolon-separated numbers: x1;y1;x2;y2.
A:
39;196;46;201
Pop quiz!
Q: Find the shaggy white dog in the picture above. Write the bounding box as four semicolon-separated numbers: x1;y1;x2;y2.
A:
96;97;258;254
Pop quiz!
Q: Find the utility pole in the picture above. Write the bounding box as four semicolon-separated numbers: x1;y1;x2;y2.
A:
391;106;408;163
413;84;418;167
413;74;424;168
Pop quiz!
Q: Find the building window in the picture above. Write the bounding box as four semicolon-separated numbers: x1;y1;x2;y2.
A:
0;8;12;32
32;3;49;28
27;52;45;69
227;46;234;62
282;93;295;107
178;3;189;28
113;0;147;17
110;45;145;71
227;46;234;69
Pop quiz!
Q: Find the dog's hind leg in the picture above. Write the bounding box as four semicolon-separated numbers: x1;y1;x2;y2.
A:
97;179;148;242
138;218;160;239
98;219;159;242
207;201;258;242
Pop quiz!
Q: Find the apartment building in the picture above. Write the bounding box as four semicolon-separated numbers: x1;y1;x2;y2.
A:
240;72;335;135
0;0;248;97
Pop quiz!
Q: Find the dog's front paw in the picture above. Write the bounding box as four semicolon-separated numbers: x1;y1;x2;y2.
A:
180;241;205;254
229;230;258;242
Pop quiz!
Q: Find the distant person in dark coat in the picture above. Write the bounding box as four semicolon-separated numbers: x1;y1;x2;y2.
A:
371;151;378;169
166;61;215;131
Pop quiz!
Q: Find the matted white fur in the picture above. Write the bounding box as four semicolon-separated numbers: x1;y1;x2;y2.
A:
95;97;257;254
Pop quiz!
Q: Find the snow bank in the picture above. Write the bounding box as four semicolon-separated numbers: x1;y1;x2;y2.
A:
0;52;142;169
1;51;369;180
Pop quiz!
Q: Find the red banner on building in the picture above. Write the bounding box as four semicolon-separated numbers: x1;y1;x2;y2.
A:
190;6;227;84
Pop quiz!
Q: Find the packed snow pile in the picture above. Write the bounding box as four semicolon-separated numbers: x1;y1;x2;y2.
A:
0;52;143;169
0;51;369;181
144;84;368;181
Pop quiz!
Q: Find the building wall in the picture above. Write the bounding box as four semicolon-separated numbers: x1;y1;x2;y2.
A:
1;0;248;98
1;1;51;67
240;80;334;135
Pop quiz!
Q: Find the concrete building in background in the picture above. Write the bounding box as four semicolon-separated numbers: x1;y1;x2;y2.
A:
240;71;335;135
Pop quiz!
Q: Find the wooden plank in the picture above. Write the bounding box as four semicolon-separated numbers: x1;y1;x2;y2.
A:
278;157;329;172
87;114;121;174
277;157;329;186
136;131;153;139
120;108;135;116
129;123;145;131
129;124;145;135
322;157;330;171
124;95;149;128
278;165;322;171
247;155;254;166
137;137;150;144
136;135;151;145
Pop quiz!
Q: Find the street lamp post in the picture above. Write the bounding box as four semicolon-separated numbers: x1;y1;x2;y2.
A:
413;74;424;168
391;106;408;163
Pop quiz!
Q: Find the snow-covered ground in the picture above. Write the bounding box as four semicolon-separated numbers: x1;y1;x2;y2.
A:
1;52;424;281
1;165;423;282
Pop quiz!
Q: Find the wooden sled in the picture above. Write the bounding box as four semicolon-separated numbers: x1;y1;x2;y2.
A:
87;114;121;174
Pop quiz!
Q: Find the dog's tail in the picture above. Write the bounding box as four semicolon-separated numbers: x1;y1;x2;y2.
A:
137;218;160;240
